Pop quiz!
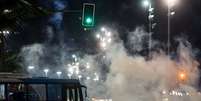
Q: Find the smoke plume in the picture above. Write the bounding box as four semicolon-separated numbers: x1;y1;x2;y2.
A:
19;26;201;100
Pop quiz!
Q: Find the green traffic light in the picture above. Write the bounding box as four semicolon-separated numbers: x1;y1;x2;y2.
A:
86;17;92;24
82;3;95;27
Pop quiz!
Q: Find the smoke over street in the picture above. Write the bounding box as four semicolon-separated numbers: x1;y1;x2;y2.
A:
20;26;201;101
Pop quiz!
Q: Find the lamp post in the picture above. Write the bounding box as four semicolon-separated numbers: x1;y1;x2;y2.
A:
56;71;62;78
165;0;178;56
142;0;154;55
44;69;49;77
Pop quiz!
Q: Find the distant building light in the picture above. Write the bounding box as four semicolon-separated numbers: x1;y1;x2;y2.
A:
2;31;6;34
170;11;175;15
3;9;12;13
6;31;9;34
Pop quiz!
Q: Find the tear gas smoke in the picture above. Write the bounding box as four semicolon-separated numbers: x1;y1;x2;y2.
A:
20;26;201;101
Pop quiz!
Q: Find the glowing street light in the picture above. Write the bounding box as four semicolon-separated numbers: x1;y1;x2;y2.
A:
178;72;187;81
43;69;49;77
56;71;62;78
177;69;188;83
3;9;12;14
142;0;150;8
28;66;35;70
170;11;175;15
165;0;179;7
2;31;6;34
68;73;72;79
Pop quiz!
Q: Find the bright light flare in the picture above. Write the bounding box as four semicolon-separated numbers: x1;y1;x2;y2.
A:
96;34;101;39
44;69;49;77
101;27;106;32
56;71;62;75
56;71;62;78
179;72;186;80
100;42;107;49
72;54;76;58
86;63;90;69
44;69;49;73
93;73;99;81
178;70;188;82
106;32;111;37
170;11;175;15
28;66;35;70
142;0;150;7
68;67;74;74
165;0;179;7
107;38;112;43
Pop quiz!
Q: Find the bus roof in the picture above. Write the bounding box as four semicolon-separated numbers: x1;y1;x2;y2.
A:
0;77;81;85
22;78;81;84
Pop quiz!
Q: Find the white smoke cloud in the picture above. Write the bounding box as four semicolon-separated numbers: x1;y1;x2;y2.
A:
19;26;201;101
103;27;201;101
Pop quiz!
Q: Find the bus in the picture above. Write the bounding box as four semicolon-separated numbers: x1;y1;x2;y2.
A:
0;76;87;101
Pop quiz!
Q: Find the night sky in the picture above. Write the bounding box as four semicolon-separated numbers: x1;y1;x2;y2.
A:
0;0;201;54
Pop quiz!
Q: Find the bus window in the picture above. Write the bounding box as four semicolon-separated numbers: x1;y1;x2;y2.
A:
28;84;46;101
66;87;80;101
81;87;87;101
0;84;5;100
48;84;62;101
7;84;26;101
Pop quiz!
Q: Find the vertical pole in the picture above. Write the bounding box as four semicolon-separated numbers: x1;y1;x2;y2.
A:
0;34;4;67
148;4;152;55
167;5;171;57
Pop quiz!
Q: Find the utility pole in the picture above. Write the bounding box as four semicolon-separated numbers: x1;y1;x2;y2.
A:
0;33;5;67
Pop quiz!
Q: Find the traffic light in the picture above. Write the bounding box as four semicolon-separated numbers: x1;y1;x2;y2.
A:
82;3;95;27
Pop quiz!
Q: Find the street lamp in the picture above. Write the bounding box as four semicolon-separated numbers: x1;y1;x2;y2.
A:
165;0;179;7
68;73;72;79
43;69;49;77
178;70;187;83
28;66;35;70
56;71;62;78
165;0;178;56
28;66;35;76
142;0;150;7
142;0;154;55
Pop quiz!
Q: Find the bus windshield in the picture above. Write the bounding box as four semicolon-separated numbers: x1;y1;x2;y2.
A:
0;78;87;101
